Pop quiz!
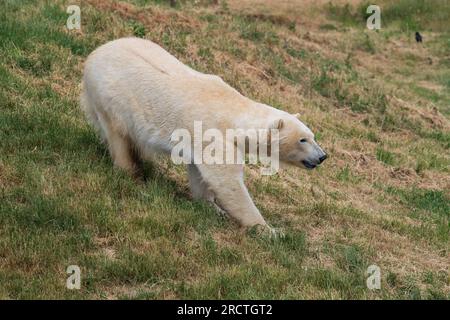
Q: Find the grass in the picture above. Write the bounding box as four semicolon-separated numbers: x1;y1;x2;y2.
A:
376;147;396;166
327;0;450;32
0;0;449;299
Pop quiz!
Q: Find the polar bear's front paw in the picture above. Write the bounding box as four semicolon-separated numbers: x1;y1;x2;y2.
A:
266;226;285;239
250;224;285;239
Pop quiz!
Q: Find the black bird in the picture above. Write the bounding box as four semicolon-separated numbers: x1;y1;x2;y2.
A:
415;32;423;43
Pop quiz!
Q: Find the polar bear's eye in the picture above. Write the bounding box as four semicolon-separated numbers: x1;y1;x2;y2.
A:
300;138;307;143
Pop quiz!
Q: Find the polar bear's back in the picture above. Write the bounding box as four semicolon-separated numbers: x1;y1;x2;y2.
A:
89;37;195;76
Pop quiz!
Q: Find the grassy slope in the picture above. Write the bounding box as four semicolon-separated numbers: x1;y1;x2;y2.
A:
0;0;448;299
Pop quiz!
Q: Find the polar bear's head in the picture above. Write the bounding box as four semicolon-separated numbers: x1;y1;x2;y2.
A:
271;113;327;170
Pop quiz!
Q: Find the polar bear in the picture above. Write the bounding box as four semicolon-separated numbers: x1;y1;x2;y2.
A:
81;38;327;230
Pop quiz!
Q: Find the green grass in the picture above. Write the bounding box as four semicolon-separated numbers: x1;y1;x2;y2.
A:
376;147;396;166
234;15;280;44
0;0;449;299
384;187;449;244
336;165;362;183
423;130;450;149
392;188;449;218
130;20;147;38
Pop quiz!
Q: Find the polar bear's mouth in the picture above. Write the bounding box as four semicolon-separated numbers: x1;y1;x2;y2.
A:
302;160;317;169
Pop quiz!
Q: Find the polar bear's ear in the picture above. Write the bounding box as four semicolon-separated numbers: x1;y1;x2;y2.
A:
292;113;301;119
270;118;284;130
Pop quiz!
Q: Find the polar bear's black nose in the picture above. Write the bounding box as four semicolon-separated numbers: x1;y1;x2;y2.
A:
319;154;328;163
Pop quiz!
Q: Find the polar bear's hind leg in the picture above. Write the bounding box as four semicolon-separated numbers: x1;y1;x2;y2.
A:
105;128;140;176
82;87;143;178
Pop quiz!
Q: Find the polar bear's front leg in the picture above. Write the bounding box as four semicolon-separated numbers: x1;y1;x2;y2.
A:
195;164;267;227
188;164;227;216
